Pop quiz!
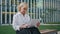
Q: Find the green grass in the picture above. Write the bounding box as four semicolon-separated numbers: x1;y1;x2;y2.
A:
0;25;15;34
39;25;60;31
0;25;60;34
46;22;60;24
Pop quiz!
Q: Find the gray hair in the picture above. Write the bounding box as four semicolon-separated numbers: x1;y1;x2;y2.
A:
17;2;28;11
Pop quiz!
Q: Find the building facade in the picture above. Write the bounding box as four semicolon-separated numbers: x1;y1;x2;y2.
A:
0;0;60;25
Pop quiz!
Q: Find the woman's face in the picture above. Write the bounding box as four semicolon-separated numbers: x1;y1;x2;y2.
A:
20;5;27;15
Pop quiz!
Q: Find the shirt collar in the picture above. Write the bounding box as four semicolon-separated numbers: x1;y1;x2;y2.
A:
17;12;27;17
17;12;21;15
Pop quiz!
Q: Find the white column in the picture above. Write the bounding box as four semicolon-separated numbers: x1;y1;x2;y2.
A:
13;0;15;14
9;0;11;24
5;0;7;24
1;0;2;25
27;0;29;15
17;0;19;11
31;0;32;19
33;0;35;19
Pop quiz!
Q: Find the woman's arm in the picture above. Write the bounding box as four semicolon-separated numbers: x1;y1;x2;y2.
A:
12;15;30;30
12;15;20;30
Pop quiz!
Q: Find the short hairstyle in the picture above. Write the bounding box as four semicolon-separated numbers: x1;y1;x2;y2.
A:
17;2;28;11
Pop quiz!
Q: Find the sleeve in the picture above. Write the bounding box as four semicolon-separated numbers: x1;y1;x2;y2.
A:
12;15;20;31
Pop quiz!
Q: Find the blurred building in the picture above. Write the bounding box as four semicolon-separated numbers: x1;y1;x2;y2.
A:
0;0;60;25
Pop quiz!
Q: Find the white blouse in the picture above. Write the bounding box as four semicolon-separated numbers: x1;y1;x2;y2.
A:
12;12;31;31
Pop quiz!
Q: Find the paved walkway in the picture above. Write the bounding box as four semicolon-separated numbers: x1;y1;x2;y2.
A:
58;31;60;34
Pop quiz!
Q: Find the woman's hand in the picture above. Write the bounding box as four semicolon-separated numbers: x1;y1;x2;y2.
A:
36;22;40;27
20;24;29;28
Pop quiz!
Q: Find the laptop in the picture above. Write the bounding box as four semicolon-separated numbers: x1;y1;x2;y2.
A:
30;19;40;27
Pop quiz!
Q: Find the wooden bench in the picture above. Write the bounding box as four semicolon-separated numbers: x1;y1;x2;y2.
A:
40;29;57;34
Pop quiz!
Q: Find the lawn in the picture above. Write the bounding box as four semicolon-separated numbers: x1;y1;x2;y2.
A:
46;22;60;24
0;25;60;34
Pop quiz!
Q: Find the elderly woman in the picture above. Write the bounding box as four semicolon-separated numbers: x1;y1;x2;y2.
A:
12;2;41;34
